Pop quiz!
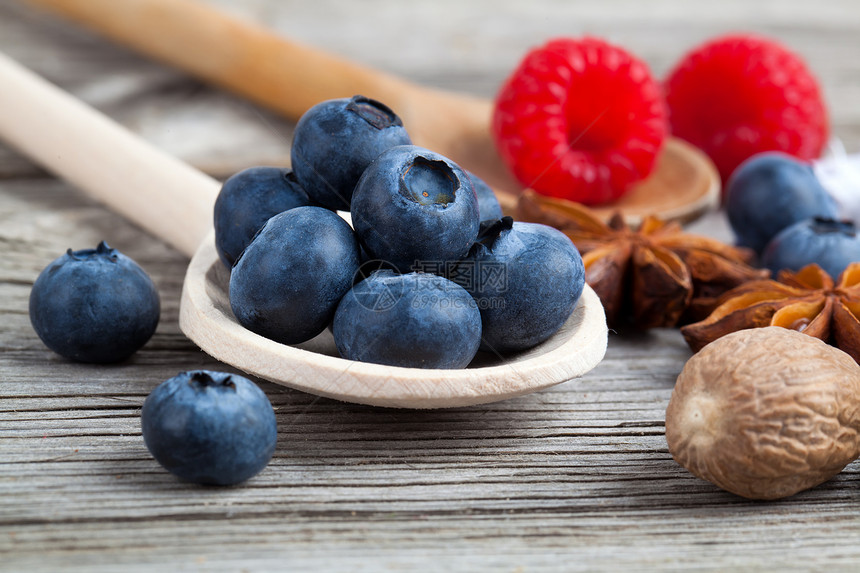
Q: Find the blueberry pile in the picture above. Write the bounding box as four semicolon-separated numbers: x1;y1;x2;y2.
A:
217;95;587;368
726;152;860;278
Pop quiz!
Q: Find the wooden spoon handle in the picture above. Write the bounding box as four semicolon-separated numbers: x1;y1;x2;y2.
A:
25;0;421;121
0;52;217;257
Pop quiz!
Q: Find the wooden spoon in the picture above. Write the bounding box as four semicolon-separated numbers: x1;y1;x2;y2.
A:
0;52;608;408
24;0;719;223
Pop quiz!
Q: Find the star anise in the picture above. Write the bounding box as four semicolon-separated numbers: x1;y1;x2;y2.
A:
681;263;860;362
516;190;769;328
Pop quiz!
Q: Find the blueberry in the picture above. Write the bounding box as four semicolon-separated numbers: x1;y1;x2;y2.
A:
467;170;504;222
451;217;585;354
214;166;310;268
351;145;480;273
229;206;360;344
291;95;412;211
332;270;481;369
725;152;838;253
29;242;160;363
762;217;860;279
141;370;277;486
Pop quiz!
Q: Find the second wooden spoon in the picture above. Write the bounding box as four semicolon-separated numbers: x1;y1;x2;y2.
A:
24;0;719;222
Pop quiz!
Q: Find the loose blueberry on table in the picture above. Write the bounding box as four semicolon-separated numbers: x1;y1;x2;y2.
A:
229;205;361;345
762;217;860;279
725;152;837;254
141;370;277;486
29;241;160;363
290;95;412;211
451;217;586;354
351;144;480;274
213;166;310;268
332;270;482;369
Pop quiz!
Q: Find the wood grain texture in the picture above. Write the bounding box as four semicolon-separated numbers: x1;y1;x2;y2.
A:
3;0;860;571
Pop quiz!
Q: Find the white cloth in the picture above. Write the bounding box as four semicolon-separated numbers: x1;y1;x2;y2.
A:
813;139;860;222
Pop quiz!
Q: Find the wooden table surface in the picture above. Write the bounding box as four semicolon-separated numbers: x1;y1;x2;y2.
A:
3;1;860;571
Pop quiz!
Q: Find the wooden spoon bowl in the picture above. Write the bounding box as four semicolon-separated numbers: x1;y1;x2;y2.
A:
180;235;608;408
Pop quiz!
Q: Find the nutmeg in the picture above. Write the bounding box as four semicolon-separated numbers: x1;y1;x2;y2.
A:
665;326;860;500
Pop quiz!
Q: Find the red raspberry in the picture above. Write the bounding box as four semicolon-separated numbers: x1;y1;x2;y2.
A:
665;34;829;185
491;37;668;205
